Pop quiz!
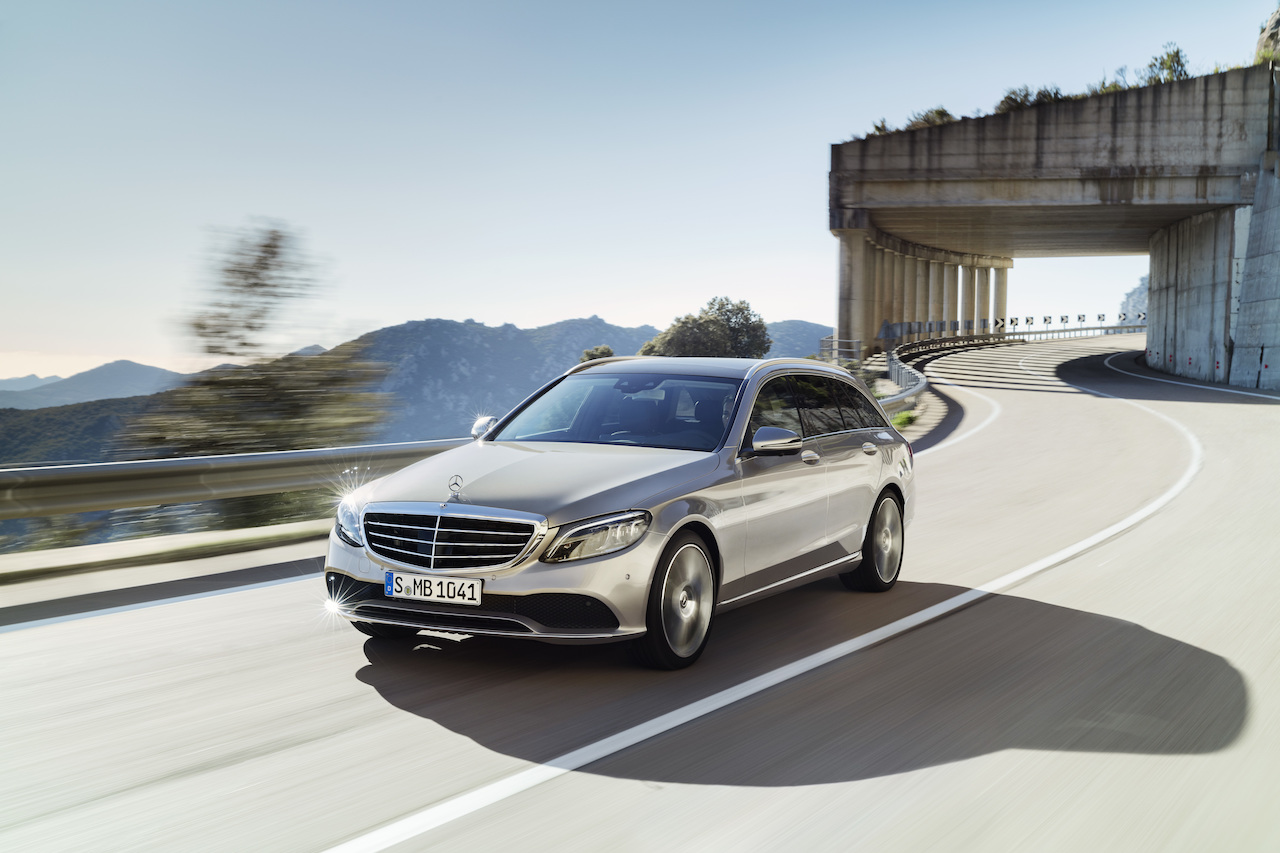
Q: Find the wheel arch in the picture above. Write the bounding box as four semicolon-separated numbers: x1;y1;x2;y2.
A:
878;482;905;511
666;519;722;594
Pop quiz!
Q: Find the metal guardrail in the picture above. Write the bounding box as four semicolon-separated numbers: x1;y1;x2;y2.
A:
894;332;1024;359
0;438;469;522
880;352;929;414
877;333;1023;414
818;336;862;364
991;324;1146;341
878;325;1147;414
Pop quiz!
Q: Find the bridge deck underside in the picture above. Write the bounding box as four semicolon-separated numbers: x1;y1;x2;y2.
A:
864;202;1231;258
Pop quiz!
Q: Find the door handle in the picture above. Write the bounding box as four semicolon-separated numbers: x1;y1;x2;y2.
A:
801;450;821;465
861;442;878;455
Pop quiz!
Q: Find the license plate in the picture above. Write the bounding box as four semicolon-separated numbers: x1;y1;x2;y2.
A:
385;572;483;606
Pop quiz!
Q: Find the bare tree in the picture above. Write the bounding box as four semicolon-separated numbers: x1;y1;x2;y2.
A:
116;222;388;528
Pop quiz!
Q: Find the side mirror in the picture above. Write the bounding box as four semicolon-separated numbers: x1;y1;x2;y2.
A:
471;415;500;439
750;426;802;455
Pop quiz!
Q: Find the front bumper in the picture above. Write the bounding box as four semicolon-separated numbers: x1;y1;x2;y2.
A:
324;525;662;643
326;572;642;642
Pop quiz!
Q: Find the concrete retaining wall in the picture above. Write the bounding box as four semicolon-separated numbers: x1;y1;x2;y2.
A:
835;65;1275;180
1148;155;1280;390
1229;158;1280;389
1146;208;1241;382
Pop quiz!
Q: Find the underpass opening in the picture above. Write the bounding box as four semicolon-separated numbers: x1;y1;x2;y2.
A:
830;64;1280;390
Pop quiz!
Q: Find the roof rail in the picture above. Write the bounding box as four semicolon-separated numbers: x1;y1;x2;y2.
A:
564;355;648;375
743;357;852;381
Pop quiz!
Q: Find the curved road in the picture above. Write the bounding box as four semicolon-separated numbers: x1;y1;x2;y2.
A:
3;334;1279;852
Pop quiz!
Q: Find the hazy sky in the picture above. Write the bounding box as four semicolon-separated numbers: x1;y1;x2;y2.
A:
2;1;1268;377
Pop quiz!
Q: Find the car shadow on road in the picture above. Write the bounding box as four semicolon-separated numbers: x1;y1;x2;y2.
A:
354;579;1247;785
901;383;963;454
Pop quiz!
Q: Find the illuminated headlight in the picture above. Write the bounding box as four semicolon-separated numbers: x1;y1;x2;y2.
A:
543;511;650;563
335;498;364;548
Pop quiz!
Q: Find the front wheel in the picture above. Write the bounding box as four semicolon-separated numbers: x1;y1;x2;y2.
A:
840;493;904;592
630;532;716;669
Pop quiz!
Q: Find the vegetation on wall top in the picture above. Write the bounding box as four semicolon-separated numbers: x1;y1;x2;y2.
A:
854;42;1224;140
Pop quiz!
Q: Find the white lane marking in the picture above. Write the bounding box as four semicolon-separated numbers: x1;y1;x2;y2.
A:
1103;352;1280;401
323;352;1204;853
0;573;319;634
914;358;1003;458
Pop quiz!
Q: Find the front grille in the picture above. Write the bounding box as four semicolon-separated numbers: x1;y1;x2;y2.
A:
364;511;536;570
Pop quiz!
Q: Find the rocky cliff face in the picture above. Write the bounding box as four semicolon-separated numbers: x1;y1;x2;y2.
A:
1120;277;1148;320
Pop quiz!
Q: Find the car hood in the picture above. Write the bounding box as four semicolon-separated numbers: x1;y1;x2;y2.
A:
362;440;721;527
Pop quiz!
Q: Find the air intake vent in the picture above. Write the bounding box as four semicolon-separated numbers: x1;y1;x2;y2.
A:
364;511;536;570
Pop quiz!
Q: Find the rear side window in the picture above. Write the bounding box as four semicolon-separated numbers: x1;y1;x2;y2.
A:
748;376;802;437
833;380;887;430
791;374;845;437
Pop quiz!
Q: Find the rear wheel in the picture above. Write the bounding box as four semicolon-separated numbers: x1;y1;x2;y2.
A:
631;532;716;669
352;621;421;639
840;493;904;592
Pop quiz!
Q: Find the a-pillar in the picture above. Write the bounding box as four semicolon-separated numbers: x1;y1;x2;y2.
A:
927;261;942;339
902;256;917;343
993;267;1008;335
836;230;875;360
943;263;959;336
975;267;991;335
961;266;977;335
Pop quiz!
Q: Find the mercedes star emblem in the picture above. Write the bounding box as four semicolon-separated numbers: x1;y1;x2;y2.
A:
448;475;464;495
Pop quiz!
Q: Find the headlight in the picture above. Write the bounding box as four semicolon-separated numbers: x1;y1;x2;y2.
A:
335;498;364;548
542;511;650;563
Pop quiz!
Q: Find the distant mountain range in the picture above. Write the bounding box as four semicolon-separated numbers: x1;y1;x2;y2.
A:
766;320;832;359
0;374;62;391
0;316;832;465
0;361;186;410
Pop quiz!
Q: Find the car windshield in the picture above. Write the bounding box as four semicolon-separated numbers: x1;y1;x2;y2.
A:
491;372;743;451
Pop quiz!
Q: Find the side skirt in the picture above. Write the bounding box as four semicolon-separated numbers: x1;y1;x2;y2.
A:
717;550;861;612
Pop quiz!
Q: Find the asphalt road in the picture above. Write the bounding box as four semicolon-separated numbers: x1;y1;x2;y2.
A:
3;334;1279;852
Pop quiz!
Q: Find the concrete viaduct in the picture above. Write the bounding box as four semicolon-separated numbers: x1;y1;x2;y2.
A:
830;63;1280;389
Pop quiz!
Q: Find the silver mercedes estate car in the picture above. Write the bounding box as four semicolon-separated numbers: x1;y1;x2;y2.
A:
325;356;914;669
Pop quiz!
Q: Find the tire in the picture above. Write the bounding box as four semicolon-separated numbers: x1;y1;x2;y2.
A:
840;492;904;592
630;531;716;669
352;621;421;640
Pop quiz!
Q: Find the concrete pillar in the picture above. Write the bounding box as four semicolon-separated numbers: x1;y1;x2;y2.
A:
927;261;942;338
915;260;929;341
902;256;917;343
975;267;991;335
872;246;887;347
961;266;977;335
993;267;1008;335
943;263;959;336
836;230;875;360
889;252;904;343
